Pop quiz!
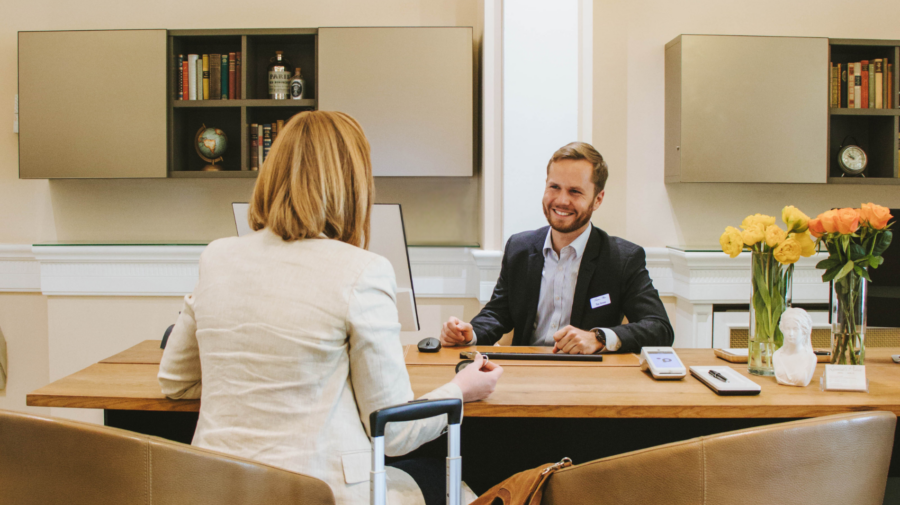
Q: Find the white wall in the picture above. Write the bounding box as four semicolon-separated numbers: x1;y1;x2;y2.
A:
502;0;580;241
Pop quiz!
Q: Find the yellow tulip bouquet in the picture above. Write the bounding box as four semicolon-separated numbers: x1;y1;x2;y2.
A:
808;204;894;365
719;206;816;376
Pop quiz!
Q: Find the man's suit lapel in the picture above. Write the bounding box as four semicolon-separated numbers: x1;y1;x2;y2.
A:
519;237;546;345
570;226;604;328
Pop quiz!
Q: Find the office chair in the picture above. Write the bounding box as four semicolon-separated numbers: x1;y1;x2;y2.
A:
541;411;895;505
0;409;335;505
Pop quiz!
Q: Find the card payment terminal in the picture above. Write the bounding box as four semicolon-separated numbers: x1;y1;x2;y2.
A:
640;347;687;379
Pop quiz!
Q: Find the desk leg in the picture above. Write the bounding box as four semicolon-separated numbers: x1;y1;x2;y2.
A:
104;410;198;444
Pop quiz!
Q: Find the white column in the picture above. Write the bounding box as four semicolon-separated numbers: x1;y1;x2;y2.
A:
502;0;579;242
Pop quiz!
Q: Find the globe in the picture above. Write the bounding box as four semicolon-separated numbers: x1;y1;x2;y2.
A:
195;126;228;162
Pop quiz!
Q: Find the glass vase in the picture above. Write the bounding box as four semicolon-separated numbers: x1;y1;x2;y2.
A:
831;272;867;365
748;251;793;376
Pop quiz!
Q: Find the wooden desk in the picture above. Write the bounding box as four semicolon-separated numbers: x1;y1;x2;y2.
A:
27;341;900;492
27;341;900;418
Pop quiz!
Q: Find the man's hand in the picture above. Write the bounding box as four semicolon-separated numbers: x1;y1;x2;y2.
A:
552;325;603;354
440;316;474;347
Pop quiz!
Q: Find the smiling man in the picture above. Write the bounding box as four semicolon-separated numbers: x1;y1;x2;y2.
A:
440;142;674;354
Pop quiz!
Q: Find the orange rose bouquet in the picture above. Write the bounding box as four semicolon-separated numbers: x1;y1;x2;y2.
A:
810;204;894;365
719;206;816;376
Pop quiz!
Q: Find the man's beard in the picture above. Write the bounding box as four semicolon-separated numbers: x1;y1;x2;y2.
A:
543;204;592;234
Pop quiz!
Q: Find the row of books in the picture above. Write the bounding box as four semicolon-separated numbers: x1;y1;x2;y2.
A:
249;120;285;170
830;59;894;109
178;53;242;101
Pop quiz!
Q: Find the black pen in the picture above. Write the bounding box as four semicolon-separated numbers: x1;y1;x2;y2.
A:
708;370;729;383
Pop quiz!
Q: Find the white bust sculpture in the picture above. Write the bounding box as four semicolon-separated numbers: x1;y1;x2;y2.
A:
773;307;817;387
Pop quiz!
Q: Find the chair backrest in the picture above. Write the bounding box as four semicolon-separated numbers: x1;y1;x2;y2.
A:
541;411;896;505
0;409;335;505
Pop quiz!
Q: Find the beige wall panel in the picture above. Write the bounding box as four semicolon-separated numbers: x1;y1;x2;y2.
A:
0;293;49;415
319;27;474;177
18;30;167;179
678;35;828;183
46;296;184;423
399;297;484;346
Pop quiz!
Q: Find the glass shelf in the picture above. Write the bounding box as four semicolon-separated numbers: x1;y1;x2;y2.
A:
33;241;210;247
666;245;725;253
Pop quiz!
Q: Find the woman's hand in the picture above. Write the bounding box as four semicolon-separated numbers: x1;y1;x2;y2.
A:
451;353;504;402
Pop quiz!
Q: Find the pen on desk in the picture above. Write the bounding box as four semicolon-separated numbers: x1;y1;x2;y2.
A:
708;370;729;383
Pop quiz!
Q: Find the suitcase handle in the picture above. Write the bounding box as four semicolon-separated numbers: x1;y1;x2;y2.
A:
370;398;463;438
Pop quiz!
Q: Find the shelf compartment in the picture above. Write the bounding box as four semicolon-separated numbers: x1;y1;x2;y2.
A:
829;115;897;178
245;34;316;100
245;106;313;169
171;35;242;102
172;107;242;173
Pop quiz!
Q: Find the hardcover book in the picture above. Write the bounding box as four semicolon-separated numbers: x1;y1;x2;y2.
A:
875;60;883;109
861;60;869;109
854;62;862;109
228;52;236;100
235;52;242;99
868;61;875;108
177;54;184;100
263;124;272;163
182;60;189;101
257;124;264;168
221;54;229;100
210;54;221;100
187;54;198;100
840;64;847;108
202;54;210;100
848;63;855;108
250;123;259;171
195;58;204;101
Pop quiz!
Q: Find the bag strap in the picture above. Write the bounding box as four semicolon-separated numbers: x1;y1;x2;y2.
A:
472;457;573;505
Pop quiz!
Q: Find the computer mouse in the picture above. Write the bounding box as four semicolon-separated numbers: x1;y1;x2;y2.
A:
417;337;442;353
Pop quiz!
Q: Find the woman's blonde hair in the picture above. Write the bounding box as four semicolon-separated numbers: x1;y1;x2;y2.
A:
249;111;374;249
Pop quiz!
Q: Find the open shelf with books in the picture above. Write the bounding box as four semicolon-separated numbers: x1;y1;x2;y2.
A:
828;39;900;183
168;29;318;177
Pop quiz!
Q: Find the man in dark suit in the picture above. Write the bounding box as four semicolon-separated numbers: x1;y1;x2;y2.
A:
440;142;673;354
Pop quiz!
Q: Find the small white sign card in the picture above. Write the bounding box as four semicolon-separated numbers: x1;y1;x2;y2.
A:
821;364;868;393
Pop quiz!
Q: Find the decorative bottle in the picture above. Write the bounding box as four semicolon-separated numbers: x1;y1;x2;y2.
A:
290;68;306;100
267;51;293;100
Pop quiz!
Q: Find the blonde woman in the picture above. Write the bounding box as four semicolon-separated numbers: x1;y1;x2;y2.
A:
159;111;502;505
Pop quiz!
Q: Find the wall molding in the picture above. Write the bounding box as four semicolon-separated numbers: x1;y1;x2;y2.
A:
0;244;832;347
0;245;41;292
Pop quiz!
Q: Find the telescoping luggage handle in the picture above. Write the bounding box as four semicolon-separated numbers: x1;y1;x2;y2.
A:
370;399;464;505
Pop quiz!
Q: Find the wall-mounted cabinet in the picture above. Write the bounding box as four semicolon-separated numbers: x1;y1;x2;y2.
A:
665;35;829;184
18;27;473;179
666;34;900;185
318;27;473;177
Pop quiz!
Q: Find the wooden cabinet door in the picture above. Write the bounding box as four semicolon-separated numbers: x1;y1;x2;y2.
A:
666;35;828;183
318;27;473;177
18;30;168;178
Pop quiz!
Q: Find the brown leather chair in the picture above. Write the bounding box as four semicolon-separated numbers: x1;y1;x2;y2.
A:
0;409;335;505
542;411;896;505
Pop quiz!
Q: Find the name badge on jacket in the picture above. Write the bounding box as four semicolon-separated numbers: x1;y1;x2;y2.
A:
590;294;611;309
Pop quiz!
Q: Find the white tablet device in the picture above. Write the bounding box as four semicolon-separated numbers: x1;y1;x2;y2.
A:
640;347;687;379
